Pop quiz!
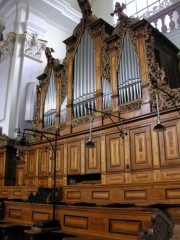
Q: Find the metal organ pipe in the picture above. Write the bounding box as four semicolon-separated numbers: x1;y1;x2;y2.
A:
73;31;96;118
118;34;142;105
44;71;56;128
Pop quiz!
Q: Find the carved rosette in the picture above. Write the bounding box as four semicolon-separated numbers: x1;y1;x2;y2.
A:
0;32;16;63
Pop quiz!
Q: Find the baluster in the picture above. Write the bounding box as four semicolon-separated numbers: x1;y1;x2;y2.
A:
160;14;168;33
176;6;180;28
168;10;175;31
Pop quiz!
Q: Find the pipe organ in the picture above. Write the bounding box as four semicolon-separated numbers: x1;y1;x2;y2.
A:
1;3;180;239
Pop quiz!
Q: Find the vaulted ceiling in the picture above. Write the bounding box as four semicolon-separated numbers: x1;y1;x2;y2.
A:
0;0;96;33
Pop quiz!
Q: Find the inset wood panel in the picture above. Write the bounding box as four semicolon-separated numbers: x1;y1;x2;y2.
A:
85;137;101;174
27;150;37;176
32;211;50;222
109;219;141;234
39;149;49;176
51;145;64;176
159;120;180;167
64;215;88;229
68;141;81;175
130;126;153;170
0;151;5;177
16;165;25;186
106;133;125;172
9;209;22;219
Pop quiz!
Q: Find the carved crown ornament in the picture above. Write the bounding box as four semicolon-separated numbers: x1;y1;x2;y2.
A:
24;32;47;62
0;32;16;63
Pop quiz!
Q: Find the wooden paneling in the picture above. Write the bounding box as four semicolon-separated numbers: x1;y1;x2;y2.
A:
159;119;180;167
68;141;81;175
106;133;125;172
26;150;37;177
52;145;64;176
39;149;49;176
0;151;5;177
85;137;101;174
130;126;153;170
16;163;25;186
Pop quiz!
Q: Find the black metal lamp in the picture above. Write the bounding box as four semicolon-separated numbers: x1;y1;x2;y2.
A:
153;92;166;132
85;114;95;148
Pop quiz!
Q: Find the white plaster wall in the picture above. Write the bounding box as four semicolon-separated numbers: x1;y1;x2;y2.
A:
0;57;11;133
91;0;115;26
45;22;71;62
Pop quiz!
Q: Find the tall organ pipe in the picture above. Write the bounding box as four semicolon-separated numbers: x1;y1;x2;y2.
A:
73;31;96;118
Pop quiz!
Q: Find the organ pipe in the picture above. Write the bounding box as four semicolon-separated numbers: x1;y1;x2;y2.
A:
73;31;96;119
44;70;56;128
118;34;142;105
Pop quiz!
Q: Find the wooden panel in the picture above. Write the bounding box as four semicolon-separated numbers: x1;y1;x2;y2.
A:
106;133;125;172
39;149;49;176
124;190;147;200
32;211;50;221
130;126;153;170
68;141;81;175
56;145;64;175
85;137;101;174
27;150;37;176
64;215;88;229
92;191;110;200
0;151;5;177
16;165;25;186
109;219;141;234
67;191;81;199
159;120;180;167
9;209;22;219
166;189;180;199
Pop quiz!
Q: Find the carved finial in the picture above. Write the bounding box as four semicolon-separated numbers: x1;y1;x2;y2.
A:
77;0;92;18
111;2;127;21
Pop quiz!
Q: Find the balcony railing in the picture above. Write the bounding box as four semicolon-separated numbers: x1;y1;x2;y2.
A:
146;0;180;34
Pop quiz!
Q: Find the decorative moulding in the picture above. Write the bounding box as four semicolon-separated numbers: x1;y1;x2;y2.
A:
0;32;16;63
23;32;47;62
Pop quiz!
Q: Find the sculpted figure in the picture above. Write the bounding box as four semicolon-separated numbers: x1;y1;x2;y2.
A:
111;2;127;21
77;0;92;18
45;47;55;65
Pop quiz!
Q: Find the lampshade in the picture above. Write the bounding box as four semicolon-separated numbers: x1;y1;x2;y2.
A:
153;123;166;132
85;140;95;148
14;136;30;150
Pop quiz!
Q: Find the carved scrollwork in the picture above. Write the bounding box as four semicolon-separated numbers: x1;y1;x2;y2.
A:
0;32;16;63
141;211;174;240
119;100;141;114
143;24;180;112
101;25;111;83
113;20;138;68
72;114;94;127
